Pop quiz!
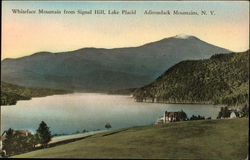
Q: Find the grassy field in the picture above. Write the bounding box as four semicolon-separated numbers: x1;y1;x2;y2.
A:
13;118;248;159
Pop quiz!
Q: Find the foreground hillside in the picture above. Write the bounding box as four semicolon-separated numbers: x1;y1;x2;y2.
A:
1;35;230;91
134;51;249;106
13;118;248;159
1;82;72;105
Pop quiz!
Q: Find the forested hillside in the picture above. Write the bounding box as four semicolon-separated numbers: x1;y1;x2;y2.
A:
133;51;249;106
1;82;72;105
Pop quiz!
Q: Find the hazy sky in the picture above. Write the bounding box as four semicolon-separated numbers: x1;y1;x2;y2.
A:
2;1;249;59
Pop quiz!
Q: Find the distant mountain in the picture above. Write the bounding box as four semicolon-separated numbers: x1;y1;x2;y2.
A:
133;50;249;106
1;81;72;105
1;34;230;91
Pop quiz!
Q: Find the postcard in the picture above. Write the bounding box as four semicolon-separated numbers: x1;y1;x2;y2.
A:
1;1;249;159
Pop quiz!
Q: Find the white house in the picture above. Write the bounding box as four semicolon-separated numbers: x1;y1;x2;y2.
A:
230;112;237;118
155;116;165;124
155;111;186;124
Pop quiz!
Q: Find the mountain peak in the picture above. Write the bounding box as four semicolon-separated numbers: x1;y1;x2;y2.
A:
31;51;52;56
174;34;195;39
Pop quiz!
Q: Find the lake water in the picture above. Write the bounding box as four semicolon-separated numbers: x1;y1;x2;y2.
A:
1;93;221;134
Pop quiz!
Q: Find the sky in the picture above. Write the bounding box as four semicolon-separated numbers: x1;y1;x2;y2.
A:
2;1;249;60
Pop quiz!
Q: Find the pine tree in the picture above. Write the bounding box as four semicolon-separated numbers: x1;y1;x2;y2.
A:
36;121;52;147
105;123;112;129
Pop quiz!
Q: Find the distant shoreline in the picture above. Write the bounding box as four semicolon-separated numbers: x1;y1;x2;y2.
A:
132;97;247;108
2;87;243;109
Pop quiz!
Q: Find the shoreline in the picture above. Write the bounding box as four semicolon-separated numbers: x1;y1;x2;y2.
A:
133;98;221;106
48;130;109;146
2;91;233;107
133;97;246;108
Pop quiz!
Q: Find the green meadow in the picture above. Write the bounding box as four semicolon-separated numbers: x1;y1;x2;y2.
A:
13;118;248;159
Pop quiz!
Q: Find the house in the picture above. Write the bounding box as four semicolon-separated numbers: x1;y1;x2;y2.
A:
155;116;164;124
165;112;179;122
1;129;32;141
0;130;33;157
13;130;32;136
156;110;187;124
230;111;237;118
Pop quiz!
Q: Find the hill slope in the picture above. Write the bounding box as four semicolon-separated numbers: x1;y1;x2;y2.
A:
1;34;230;91
1;82;72;105
13;118;248;159
133;51;249;105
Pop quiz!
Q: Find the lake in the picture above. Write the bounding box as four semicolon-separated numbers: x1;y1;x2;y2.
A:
1;93;221;134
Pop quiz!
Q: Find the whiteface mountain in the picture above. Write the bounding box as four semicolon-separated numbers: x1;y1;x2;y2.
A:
1;34;231;92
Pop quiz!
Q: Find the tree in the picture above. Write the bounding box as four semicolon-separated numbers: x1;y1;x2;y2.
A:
241;104;249;117
36;121;52;147
165;110;168;114
24;133;39;149
105;123;112;129
82;129;87;133
3;128;16;155
217;106;231;118
178;110;187;121
2;128;38;156
190;115;205;120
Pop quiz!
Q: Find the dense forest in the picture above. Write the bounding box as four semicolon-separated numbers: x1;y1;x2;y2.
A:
1;82;72;105
133;50;249;106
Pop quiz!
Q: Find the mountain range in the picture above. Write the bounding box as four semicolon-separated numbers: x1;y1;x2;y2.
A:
1;34;230;91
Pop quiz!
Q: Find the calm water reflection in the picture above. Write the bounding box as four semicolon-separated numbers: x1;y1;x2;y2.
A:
1;93;221;134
